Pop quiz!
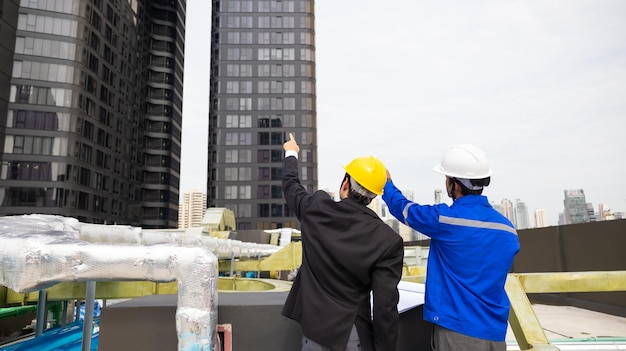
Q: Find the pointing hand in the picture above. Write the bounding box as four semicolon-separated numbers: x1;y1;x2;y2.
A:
284;133;300;153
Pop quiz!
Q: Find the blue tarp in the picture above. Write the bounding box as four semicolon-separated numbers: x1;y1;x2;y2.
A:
0;320;99;351
78;301;101;321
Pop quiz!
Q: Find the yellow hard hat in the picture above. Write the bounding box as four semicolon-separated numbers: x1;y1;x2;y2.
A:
343;156;387;195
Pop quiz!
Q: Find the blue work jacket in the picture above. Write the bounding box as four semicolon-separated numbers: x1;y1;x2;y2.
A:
383;180;520;341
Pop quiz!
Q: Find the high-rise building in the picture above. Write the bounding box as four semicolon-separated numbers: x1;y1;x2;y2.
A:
434;189;442;204
586;203;597;222
598;203;605;221
563;189;588;224
207;0;317;230
178;190;207;229
500;198;515;226
514;199;530;230
558;212;565;226
534;209;547;228
0;0;186;228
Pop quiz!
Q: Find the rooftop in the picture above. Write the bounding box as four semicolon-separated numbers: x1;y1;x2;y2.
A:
506;303;626;350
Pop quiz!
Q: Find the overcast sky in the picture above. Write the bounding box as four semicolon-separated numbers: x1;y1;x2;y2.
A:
180;0;626;226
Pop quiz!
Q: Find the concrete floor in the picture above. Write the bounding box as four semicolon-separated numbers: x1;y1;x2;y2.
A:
506;303;626;342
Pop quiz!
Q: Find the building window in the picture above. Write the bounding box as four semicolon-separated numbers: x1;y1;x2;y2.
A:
225;167;238;181
9;110;67;131
225;185;238;199
271;204;282;216
301;114;313;127
270;132;283;145
300;48;314;62
239;185;251;199
239;204;252;217
226;115;252;128
17;13;78;37
225;48;253;60
10;85;72;107
258;203;270;217
4;161;51;181
225;150;238;163
225;98;252;110
271;167;281;180
10;135;56;156
258;167;269;181
271;150;282;162
301;81;313;94
258;48;294;61
259;132;269;145
271;186;282;199
258;149;270;162
239;150;251;162
300;32;312;45
258;185;269;199
225;132;251;145
238;167;251;181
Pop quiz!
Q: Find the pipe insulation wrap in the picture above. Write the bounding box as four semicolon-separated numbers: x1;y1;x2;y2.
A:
80;223;281;259
0;213;282;351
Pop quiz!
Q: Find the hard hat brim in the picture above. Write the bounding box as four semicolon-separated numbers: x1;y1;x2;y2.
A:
433;164;492;179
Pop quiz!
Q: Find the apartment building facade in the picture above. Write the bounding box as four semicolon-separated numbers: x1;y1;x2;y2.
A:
0;0;186;228
207;0;317;230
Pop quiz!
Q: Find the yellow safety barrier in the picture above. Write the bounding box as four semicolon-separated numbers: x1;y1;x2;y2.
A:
217;241;302;273
506;271;626;351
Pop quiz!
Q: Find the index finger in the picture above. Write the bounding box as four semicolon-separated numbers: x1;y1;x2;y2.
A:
289;133;295;141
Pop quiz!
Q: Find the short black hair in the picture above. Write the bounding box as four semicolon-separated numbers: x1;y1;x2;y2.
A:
343;173;372;206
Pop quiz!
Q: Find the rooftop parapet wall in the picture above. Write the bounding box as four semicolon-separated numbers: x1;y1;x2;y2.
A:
512;219;626;316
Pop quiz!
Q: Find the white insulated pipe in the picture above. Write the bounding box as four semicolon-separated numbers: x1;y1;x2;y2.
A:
0;214;283;351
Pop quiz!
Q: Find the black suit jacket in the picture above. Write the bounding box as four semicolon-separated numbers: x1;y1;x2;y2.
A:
281;156;404;351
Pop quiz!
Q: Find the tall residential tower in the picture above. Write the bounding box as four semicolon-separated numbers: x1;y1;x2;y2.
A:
208;0;317;230
514;199;530;230
178;189;207;229
0;0;186;228
563;189;588;225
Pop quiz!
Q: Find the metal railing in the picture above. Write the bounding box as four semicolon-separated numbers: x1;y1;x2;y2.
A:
505;271;626;351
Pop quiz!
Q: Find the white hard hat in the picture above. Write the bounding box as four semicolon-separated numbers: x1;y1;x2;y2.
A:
433;144;492;179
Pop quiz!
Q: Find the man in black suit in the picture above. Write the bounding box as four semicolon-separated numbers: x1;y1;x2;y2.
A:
281;133;404;351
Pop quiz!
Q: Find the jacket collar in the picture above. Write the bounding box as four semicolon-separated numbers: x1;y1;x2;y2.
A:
341;197;380;219
451;194;490;206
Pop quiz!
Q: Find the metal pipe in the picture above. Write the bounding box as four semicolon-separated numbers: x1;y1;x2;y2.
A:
230;252;235;277
35;290;47;336
74;300;80;322
81;281;96;351
61;301;68;326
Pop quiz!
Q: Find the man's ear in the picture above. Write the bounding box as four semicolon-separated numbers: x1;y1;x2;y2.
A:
339;177;350;200
341;178;350;192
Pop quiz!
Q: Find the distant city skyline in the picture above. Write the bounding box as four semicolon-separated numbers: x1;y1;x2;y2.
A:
302;186;624;230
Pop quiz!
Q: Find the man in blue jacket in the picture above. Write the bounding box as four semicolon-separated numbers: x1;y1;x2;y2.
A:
282;133;404;351
382;144;519;351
